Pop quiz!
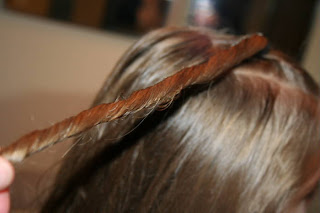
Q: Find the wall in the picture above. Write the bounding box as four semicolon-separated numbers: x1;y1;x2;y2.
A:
303;0;320;82
0;10;136;210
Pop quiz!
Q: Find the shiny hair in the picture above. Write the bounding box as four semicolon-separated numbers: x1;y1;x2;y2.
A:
39;27;319;212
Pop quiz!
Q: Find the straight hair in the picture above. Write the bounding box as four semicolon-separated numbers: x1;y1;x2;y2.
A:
38;27;320;213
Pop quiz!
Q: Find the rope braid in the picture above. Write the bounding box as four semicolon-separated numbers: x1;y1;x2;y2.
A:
0;34;268;163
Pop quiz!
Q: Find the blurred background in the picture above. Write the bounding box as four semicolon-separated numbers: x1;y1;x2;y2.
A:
0;0;319;212
3;0;320;61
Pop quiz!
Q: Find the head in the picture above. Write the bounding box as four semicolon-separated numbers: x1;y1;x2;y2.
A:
41;27;320;213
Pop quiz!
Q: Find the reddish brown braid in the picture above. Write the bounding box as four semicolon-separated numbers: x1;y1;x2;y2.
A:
0;34;268;163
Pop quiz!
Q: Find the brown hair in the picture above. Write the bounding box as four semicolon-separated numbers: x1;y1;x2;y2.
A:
5;27;320;212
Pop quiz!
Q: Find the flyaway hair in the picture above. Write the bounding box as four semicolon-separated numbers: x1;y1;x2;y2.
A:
0;33;267;163
3;27;320;213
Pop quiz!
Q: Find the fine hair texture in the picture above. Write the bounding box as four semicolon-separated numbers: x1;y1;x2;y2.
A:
24;28;320;212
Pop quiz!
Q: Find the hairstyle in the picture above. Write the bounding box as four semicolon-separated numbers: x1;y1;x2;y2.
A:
4;27;320;212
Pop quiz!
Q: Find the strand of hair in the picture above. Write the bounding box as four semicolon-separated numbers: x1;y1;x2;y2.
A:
0;33;268;163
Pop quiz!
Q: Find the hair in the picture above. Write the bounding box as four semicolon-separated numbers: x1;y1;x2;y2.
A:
6;27;320;212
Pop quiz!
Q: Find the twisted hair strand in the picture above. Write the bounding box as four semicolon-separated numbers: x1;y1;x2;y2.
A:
0;34;268;163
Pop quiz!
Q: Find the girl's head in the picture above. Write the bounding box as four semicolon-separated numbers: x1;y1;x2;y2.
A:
28;28;320;212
